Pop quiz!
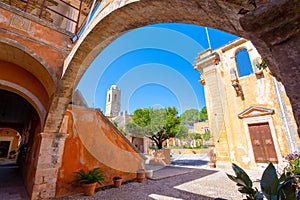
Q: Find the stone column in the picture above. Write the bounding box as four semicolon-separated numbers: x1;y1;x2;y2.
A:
194;50;223;144
194;49;231;165
31;132;68;199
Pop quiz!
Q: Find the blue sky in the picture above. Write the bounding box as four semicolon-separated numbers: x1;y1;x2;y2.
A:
77;23;238;114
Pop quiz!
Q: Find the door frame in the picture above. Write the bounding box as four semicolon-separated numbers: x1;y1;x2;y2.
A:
0;136;14;158
242;115;282;167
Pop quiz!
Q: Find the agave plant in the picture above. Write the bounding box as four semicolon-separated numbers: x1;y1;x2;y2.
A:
227;163;263;200
227;163;299;200
73;168;105;184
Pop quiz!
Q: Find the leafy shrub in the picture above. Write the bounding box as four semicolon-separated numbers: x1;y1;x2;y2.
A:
73;168;105;184
203;130;210;141
227;162;299;199
285;152;300;176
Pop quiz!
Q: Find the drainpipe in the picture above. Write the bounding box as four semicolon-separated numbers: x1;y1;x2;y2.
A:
85;0;97;29
71;0;98;42
273;77;296;152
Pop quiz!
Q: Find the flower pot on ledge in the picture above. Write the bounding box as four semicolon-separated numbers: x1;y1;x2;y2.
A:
146;170;153;178
82;182;97;196
113;176;122;188
137;169;145;183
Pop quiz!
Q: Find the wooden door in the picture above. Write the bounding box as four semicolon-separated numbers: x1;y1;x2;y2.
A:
248;123;278;163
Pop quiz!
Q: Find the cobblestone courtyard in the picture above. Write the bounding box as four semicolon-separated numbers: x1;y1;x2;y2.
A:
0;153;265;200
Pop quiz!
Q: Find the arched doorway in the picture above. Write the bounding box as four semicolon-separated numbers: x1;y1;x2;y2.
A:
0;89;41;199
0;40;56;199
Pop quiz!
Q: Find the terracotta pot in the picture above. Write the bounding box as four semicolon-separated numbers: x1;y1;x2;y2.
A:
209;161;216;168
146;170;153;178
82;182;97;196
113;177;122;188
137;170;145;183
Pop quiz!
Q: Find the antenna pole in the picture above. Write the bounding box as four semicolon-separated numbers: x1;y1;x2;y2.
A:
205;27;212;49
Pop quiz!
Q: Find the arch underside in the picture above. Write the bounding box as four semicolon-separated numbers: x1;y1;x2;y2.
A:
0;40;57;126
44;0;300;132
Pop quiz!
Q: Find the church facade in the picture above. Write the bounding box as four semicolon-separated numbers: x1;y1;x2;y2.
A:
194;38;300;168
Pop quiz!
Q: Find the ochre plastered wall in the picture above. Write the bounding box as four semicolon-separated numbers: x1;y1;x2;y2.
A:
0;128;19;157
0;3;72;79
194;121;209;135
195;39;300;169
0;61;49;117
56;106;144;197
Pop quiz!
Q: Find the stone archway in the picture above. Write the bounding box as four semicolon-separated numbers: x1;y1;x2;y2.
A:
0;39;58;96
38;0;299;198
0;40;61;199
45;0;299;134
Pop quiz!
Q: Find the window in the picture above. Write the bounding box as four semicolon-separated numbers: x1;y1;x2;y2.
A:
235;48;253;77
108;94;110;102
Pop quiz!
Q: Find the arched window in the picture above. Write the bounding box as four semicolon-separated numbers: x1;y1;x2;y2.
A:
235;48;253;77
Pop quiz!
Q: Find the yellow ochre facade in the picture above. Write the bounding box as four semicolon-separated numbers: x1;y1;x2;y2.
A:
194;38;300;169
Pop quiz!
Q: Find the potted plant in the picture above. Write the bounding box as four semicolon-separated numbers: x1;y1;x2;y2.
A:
112;176;122;188
146;169;153;179
137;169;146;183
227;162;299;199
73;168;104;196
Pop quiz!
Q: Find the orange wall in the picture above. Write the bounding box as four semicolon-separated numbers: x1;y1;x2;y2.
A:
0;128;20;156
0;61;50;110
0;6;72;78
56;107;144;197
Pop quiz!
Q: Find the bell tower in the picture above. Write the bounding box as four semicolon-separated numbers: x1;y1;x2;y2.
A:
105;85;121;117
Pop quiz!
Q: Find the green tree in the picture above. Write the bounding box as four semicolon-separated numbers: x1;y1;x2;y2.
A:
194;133;203;147
180;109;200;125
199;106;208;122
203;130;210;141
127;107;181;149
176;125;189;140
125;120;144;137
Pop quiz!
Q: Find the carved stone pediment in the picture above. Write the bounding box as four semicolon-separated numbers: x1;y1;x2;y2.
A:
238;106;274;119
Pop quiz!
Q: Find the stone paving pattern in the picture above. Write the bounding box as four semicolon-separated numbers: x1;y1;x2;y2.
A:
0;153;266;200
0;166;30;200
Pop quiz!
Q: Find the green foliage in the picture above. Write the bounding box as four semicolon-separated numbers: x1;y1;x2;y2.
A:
285;152;300;176
256;59;268;71
203;130;211;141
260;163;278;199
199;106;208;122
180;109;200;125
113;121;127;136
125;120;145;137
128;107;180;149
227;163;299;200
149;146;158;150
176;125;189;140
194;133;201;140
73;168;105;185
227;163;259;199
132;108;150;127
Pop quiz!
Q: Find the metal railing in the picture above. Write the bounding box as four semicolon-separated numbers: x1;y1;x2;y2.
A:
1;0;91;34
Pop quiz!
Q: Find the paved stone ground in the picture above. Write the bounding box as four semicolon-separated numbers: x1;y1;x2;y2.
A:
0;153;266;200
64;168;219;200
0;165;30;200
62;153;264;200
